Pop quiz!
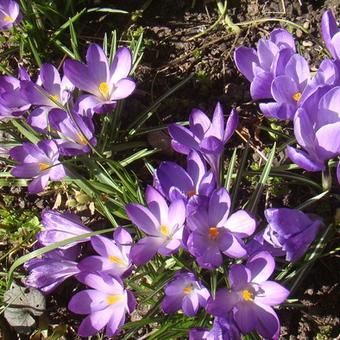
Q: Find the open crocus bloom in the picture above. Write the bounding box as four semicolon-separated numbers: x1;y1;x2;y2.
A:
64;44;136;114
125;185;186;265
10;140;66;193
321;9;340;60
79;227;133;278
207;251;289;339
0;0;21;30
162;271;210;316
186;188;256;269
69;273;136;337
287;86;340;171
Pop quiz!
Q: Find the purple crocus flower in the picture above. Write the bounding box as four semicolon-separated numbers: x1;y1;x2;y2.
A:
23;63;74;132
189;315;241;340
321;9;340;60
161;272;210;316
234;29;296;100
259;54;310;120
186;188;256;269
24;246;80;293
0;73;30;120
207;251;289;339
10;140;66;193
0;0;21;30
69;272;136;337
79;227;132;278
125;185;185;265
36;209;91;248
48;108;96;156
287;86;340;171
168;102;238;178
263;208;323;261
155;150;215;203
64;44;135;114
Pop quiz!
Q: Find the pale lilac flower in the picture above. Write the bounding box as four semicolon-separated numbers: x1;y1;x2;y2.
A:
24;246;80;293
79;227;133;278
125;185;185;264
155;150;215;203
0;0;21;30
186;188;256;269
36;209;91;248
64;44;135;114
10;140;66;193
321;9;340;60
207;251;289;339
259;54;310;120
263;208;323;261
234;29;296;100
49;108;96;156
162;272;210;316
69;273;136;337
23;63;74;132
189;315;241;340
287;86;340;171
168;102;238;178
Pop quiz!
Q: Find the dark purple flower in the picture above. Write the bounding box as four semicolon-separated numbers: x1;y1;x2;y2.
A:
207;251;289;339
0;0;21;30
64;44;135;114
263;208;323;261
189;315;241;340
36;209;91;248
287;86;340;171
125;185;185;265
24;246;80;293
48;108;96;156
23;63;74;132
155;150;215;203
79;227;132;278
259;54;310;120
162;272;210;316
168;102;238;178
0;74;30;120
69;272;136;337
234;29;296;100
10;140;66;193
321;9;340;60
186;188;256;269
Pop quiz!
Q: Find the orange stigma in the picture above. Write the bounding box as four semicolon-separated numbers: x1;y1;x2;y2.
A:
242;290;254;301
183;286;193;295
38;163;50;171
208;227;219;240
292;92;302;102
106;295;123;305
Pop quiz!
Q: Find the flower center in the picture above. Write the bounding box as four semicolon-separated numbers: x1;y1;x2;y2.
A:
292;92;302;102
99;82;110;98
38;163;50;171
187;190;196;198
76;132;88;145
49;94;59;102
3;15;14;23
242;289;254;301
183;286;193;295
160;224;169;236
106;295;123;305
208;227;219;240
108;255;125;266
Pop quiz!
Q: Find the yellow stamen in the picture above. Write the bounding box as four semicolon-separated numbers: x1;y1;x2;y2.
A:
49;95;59;102
98;82;110;98
208;227;219;240
292;92;302;102
183;286;193;295
106;295;123;305
160;224;169;236
108;255;125;266
38;163;50;171
3;15;14;23
242;290;254;301
76;132;88;145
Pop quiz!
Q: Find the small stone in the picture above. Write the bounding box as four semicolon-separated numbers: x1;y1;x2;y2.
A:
303;21;310;29
296;29;303;38
302;40;313;47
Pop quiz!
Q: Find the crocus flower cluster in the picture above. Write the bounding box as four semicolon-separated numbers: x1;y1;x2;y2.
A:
5;43;135;193
235;10;340;183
